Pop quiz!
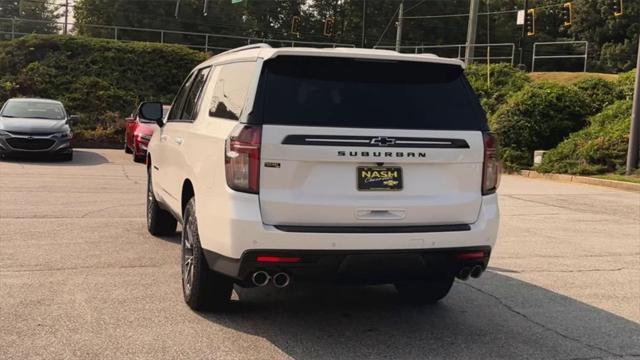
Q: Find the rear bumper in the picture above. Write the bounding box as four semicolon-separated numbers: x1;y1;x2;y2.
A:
197;192;499;260
205;246;491;284
196;190;499;284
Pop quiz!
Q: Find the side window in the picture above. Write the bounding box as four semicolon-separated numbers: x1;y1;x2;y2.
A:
209;62;257;121
167;72;195;122
181;66;211;121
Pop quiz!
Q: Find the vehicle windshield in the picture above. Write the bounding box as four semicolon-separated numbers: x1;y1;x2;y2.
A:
1;100;66;120
140;105;171;123
253;56;487;131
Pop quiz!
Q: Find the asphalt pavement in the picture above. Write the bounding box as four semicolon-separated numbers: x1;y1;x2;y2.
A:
1;149;639;360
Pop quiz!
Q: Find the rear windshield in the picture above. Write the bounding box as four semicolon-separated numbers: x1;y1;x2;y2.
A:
252;56;487;131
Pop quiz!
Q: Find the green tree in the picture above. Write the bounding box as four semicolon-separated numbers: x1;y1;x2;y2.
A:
569;0;639;72
0;0;59;36
74;0;248;48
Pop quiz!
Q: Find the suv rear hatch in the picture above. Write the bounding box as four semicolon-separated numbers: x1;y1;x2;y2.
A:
251;55;491;227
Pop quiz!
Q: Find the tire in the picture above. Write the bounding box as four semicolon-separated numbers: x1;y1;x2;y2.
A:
182;197;233;311
395;274;455;304
133;151;145;164
146;167;177;236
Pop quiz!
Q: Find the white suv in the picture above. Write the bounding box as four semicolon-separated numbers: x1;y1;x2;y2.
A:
140;44;500;311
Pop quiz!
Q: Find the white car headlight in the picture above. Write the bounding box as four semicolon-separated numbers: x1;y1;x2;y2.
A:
0;130;10;137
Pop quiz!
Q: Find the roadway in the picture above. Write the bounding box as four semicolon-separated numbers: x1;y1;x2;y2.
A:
1;149;639;359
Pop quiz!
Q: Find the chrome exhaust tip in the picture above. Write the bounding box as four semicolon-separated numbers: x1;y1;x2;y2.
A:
251;271;270;287
470;265;484;278
457;267;472;281
272;272;291;288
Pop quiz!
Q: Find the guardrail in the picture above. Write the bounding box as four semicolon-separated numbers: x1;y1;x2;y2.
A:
374;43;516;65
0;17;355;51
532;41;589;72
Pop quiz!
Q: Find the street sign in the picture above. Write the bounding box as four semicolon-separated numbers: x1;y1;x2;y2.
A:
516;10;525;25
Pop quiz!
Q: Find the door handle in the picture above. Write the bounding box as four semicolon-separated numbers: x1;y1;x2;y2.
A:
175;137;183;145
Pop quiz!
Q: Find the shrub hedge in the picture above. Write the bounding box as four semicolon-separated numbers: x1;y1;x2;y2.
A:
536;100;632;175
465;63;531;115
570;77;622;116
0;35;207;136
615;69;637;100
490;82;591;170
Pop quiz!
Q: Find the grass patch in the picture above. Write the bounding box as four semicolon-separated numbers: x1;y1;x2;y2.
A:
593;174;640;184
529;72;618;85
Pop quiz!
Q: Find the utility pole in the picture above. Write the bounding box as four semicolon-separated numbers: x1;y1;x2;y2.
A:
518;0;528;68
203;0;209;16
361;0;366;48
63;0;69;35
625;39;640;174
395;1;403;52
174;0;181;18
464;0;480;65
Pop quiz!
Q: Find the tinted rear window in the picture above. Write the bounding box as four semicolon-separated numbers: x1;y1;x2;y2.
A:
251;56;487;131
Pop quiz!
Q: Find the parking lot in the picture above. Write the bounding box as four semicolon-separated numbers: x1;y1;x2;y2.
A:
1;149;639;359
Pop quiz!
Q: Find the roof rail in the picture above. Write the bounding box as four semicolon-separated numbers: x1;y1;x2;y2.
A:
216;43;272;57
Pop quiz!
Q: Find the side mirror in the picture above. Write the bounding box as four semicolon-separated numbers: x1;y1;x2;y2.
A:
139;102;165;127
68;115;80;126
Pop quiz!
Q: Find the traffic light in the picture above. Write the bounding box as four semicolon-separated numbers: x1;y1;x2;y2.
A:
562;2;572;27
608;0;624;16
323;18;335;37
291;16;301;36
525;8;535;36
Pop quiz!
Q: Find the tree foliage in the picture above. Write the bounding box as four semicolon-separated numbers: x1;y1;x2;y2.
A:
568;0;640;72
0;35;206;129
0;0;631;71
0;0;59;35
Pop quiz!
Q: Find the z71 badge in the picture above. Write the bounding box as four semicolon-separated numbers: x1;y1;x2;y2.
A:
357;167;403;191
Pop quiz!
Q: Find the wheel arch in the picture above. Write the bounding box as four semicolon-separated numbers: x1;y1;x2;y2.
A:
181;179;195;216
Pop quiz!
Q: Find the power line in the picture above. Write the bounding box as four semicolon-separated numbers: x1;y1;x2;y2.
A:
402;0;427;14
374;3;399;47
402;2;569;20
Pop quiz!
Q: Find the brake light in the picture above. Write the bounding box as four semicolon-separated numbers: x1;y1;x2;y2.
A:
482;132;500;195
456;251;486;261
256;256;301;263
225;124;261;194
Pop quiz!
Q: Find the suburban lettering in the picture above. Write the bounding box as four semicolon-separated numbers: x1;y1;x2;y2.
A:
336;151;427;158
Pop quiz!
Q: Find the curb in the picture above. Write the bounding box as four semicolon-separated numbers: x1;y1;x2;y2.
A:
518;170;640;192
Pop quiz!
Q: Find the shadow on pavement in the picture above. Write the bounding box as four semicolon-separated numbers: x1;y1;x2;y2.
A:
156;231;182;245
196;272;640;359
0;149;109;166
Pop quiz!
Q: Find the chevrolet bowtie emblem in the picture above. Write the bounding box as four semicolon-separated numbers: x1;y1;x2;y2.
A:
370;137;396;146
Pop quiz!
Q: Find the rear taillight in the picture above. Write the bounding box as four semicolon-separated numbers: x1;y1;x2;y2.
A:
225;124;261;194
256;256;301;263
482;132;500;195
